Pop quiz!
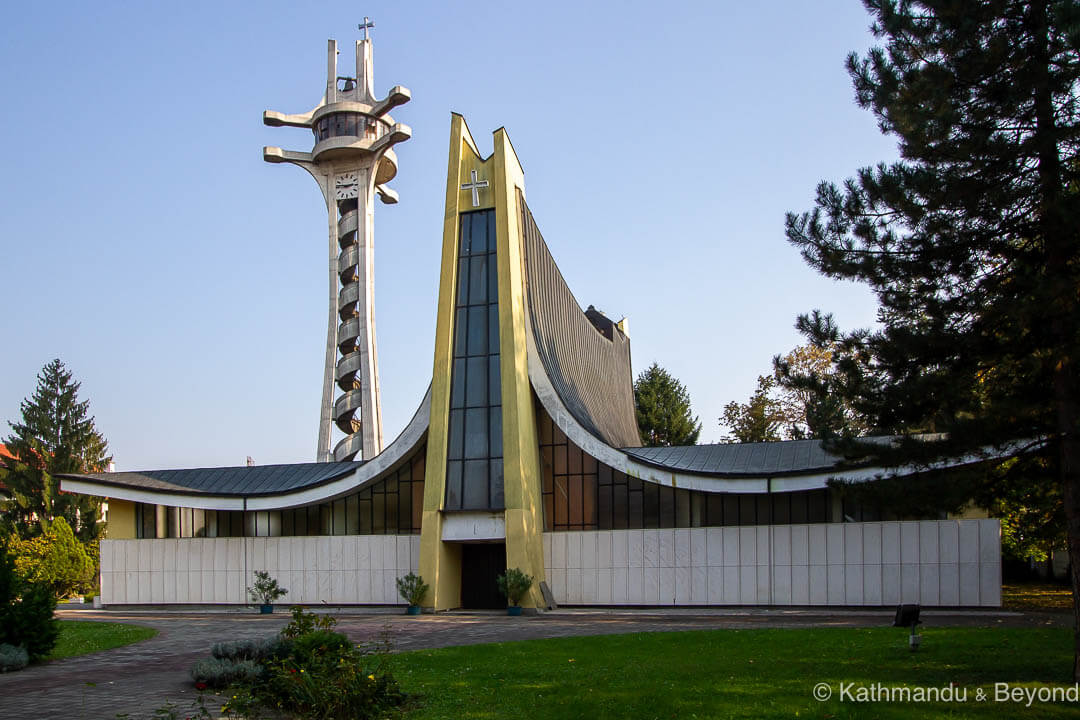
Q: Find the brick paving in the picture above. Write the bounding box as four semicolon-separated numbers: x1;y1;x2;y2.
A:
0;606;1066;720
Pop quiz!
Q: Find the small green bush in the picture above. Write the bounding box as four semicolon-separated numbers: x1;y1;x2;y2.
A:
0;643;28;672
247;570;287;605
395;572;429;606
280;605;337;639
496;567;534;606
11;517;95;598
190;657;262;688
0;540;59;661
211;635;289;662
289;629;353;665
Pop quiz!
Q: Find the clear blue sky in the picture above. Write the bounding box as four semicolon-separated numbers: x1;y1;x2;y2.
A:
0;1;897;470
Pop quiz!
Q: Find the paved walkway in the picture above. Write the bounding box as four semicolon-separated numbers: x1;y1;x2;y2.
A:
0;606;1066;719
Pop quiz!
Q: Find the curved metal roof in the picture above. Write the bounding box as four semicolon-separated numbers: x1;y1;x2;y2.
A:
60;461;363;498
522;201;641;448
623;440;842;477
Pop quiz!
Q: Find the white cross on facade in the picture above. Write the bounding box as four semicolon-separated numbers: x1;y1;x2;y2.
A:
460;169;489;207
359;17;375;40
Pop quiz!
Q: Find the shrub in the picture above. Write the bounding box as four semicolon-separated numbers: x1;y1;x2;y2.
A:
189;657;262;688
247;570;287;605
288;629;353;666
280;605;336;639
0;540;59;661
11;517;95;598
496;567;534;607
395;572;429;606
211;635;289;662
0;643;28;672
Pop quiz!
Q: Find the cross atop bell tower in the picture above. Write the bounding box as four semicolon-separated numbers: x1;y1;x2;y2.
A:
263;29;411;462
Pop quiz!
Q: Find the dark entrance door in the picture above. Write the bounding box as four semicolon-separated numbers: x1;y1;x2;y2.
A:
460;542;506;609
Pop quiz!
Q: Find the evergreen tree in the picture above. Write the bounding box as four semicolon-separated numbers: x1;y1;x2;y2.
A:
784;0;1080;675
1;359;111;542
633;363;702;447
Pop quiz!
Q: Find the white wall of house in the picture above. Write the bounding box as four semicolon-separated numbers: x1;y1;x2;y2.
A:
543;519;1001;607
99;535;420;605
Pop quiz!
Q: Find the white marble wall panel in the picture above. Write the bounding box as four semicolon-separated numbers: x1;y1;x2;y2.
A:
99;534;420;605
540;519;1001;608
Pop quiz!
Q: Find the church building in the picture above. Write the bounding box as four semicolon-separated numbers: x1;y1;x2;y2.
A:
59;33;1000;611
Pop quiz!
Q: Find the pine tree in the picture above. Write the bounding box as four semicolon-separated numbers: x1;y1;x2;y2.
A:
633;363;702;447
1;359;111;542
784;0;1080;676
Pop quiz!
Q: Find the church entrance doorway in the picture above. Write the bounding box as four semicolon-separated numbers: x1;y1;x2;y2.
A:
460;542;506;609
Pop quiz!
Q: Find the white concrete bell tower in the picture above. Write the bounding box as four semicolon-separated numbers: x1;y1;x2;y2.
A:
263;23;411;462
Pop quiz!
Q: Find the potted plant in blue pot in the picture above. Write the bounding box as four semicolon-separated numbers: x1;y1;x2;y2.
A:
395;572;429;615
247;570;287;614
497;568;533;616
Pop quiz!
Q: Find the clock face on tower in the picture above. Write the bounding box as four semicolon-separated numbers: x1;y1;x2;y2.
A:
334;171;359;200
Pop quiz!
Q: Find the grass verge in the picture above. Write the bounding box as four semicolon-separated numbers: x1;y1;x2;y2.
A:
46;620;157;661
388;627;1077;719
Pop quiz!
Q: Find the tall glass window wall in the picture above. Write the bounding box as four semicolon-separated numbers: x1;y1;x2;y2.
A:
444;210;504;511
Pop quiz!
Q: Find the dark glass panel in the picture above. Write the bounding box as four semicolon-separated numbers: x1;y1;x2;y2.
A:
582;474;597;528
488;256;498;307
568;474;583;526
489;406;502;457
470;211;487;253
292;508;305;536
554;476;569;526
456;259;469;306
206;510;218;538
372;493;385;533
659;486;676;529
333;500;346;536
675;489;691;527
690;492;703;527
756;495;772;525
385;490;399;533
460;212;472;254
320;504;332;535
772;494;791;524
541;447;554;492
463;459;489;509
347;495;360;535
543;494;553;532
411;453;425;482
358;497;372;534
466;357;487;407
643;484;659;529
445;460;463;510
469;255;488;304
612;481;628;530
598;485;613;530
450;358;466;407
568;445;582;474
539;410;553;444
467;306;487;355
464;407;488;459
598;463;611;485
489;458;504;509
554;445;567;474
448;409;464;459
808;490;827;523
487;211;496;249
628;485;643;529
707;494;724;526
386;472;398;493
398;479;411;530
454;308;467;357
740;495;756;526
489;354;501;403
412;481;424;531
553;424;566;445
582;452;597;474
724;495;741;526
488;304;500;355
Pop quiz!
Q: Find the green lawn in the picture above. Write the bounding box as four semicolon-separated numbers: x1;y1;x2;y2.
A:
46;620;157;661
387;627;1078;719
